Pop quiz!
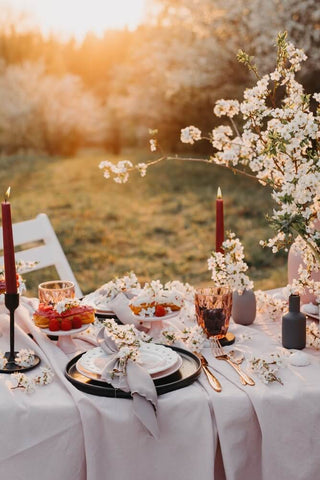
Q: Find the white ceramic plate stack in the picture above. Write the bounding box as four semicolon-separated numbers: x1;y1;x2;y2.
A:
76;343;183;381
302;303;319;321
82;291;114;315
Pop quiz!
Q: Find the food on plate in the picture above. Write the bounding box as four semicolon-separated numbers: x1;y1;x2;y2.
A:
129;281;184;317
33;298;95;331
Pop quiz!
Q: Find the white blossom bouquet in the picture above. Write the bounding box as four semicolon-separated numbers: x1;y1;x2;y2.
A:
100;33;319;283
207;232;253;293
181;33;320;268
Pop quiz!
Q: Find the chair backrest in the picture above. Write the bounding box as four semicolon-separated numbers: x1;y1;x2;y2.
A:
0;213;82;297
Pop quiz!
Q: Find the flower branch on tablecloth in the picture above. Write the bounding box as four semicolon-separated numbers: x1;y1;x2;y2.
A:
15;349;37;367
6;366;54;393
249;353;284;385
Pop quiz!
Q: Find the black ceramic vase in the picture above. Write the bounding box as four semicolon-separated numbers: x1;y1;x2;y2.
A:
282;294;306;350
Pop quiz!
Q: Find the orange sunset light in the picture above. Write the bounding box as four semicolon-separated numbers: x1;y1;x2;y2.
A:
1;0;147;39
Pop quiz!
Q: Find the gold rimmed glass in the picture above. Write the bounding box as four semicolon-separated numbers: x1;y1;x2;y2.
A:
195;286;232;339
38;280;75;306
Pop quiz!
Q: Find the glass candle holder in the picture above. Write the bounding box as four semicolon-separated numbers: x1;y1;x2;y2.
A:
195;286;232;339
38;280;75;306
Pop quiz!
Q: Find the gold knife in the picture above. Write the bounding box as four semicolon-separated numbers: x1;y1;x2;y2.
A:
197;353;222;392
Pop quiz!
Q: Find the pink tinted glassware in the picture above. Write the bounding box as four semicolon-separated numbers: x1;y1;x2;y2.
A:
195;286;232;339
38;280;75;306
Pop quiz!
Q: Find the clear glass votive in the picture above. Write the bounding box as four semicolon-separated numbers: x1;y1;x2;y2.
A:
38;280;75;306
195;286;232;339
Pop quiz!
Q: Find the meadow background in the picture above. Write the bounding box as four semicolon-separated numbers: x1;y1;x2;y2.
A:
0;0;319;296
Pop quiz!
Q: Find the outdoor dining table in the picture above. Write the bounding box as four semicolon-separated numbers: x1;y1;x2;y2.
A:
0;291;320;480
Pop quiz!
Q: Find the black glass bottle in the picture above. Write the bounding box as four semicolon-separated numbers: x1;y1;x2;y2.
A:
282;294;306;349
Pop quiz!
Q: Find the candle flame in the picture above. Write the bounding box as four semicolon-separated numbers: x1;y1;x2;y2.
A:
217;187;222;199
4;187;11;202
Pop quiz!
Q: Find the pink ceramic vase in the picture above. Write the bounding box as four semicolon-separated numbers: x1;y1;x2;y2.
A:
232;289;256;325
287;222;320;305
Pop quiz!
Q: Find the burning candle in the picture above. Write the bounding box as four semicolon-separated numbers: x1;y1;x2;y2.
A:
1;187;17;294
215;186;224;253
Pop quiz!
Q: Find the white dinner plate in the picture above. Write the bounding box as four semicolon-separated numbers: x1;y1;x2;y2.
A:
76;355;182;381
82;292;115;314
83;288;141;315
302;304;319;321
77;343;182;380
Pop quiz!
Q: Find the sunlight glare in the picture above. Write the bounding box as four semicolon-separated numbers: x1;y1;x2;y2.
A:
2;0;146;39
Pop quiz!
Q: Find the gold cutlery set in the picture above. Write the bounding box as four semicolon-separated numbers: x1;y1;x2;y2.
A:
198;339;255;392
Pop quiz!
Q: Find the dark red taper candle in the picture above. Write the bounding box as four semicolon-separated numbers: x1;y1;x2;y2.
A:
1;187;17;294
215;186;224;253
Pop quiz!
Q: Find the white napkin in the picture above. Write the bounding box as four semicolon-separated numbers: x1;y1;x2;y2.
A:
108;293;140;325
97;327;159;439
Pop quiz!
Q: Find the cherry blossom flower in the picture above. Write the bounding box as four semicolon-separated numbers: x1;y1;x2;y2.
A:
207;232;253;294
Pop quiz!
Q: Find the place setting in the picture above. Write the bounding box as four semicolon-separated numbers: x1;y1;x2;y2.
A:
65;285;203;398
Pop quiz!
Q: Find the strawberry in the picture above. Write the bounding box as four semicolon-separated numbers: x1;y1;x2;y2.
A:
61;319;72;331
49;318;60;331
72;316;82;329
39;303;53;312
155;305;166;317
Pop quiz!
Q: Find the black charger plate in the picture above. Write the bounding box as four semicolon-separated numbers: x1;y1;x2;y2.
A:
65;345;201;398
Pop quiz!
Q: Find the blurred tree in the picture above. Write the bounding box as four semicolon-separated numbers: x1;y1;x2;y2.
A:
0;0;318;154
150;0;320;88
0;62;106;155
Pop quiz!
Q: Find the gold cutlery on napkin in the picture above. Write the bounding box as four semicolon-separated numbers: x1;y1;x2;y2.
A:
196;352;222;392
212;339;255;386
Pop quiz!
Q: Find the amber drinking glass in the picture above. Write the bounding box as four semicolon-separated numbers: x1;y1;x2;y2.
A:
38;280;75;306
195;286;232;339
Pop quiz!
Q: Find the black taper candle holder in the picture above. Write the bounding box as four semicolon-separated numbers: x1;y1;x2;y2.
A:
0;292;41;373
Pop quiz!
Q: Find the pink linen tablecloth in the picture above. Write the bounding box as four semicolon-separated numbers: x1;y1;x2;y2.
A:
0;305;86;480
202;317;320;480
1;302;218;480
2;296;320;480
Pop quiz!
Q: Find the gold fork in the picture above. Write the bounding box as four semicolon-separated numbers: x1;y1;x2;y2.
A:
196;352;222;392
212;338;255;386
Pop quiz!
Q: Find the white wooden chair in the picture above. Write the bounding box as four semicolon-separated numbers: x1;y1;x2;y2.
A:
0;213;82;297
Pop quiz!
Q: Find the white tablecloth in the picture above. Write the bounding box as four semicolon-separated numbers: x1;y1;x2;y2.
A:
1;298;320;480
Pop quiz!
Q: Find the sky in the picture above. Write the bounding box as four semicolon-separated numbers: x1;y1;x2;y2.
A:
0;0;147;40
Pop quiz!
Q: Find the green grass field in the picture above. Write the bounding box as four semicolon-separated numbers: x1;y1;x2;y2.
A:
0;149;287;297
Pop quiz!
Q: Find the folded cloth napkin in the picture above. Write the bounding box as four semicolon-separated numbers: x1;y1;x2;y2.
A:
108;293;140;326
97;327;159;439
